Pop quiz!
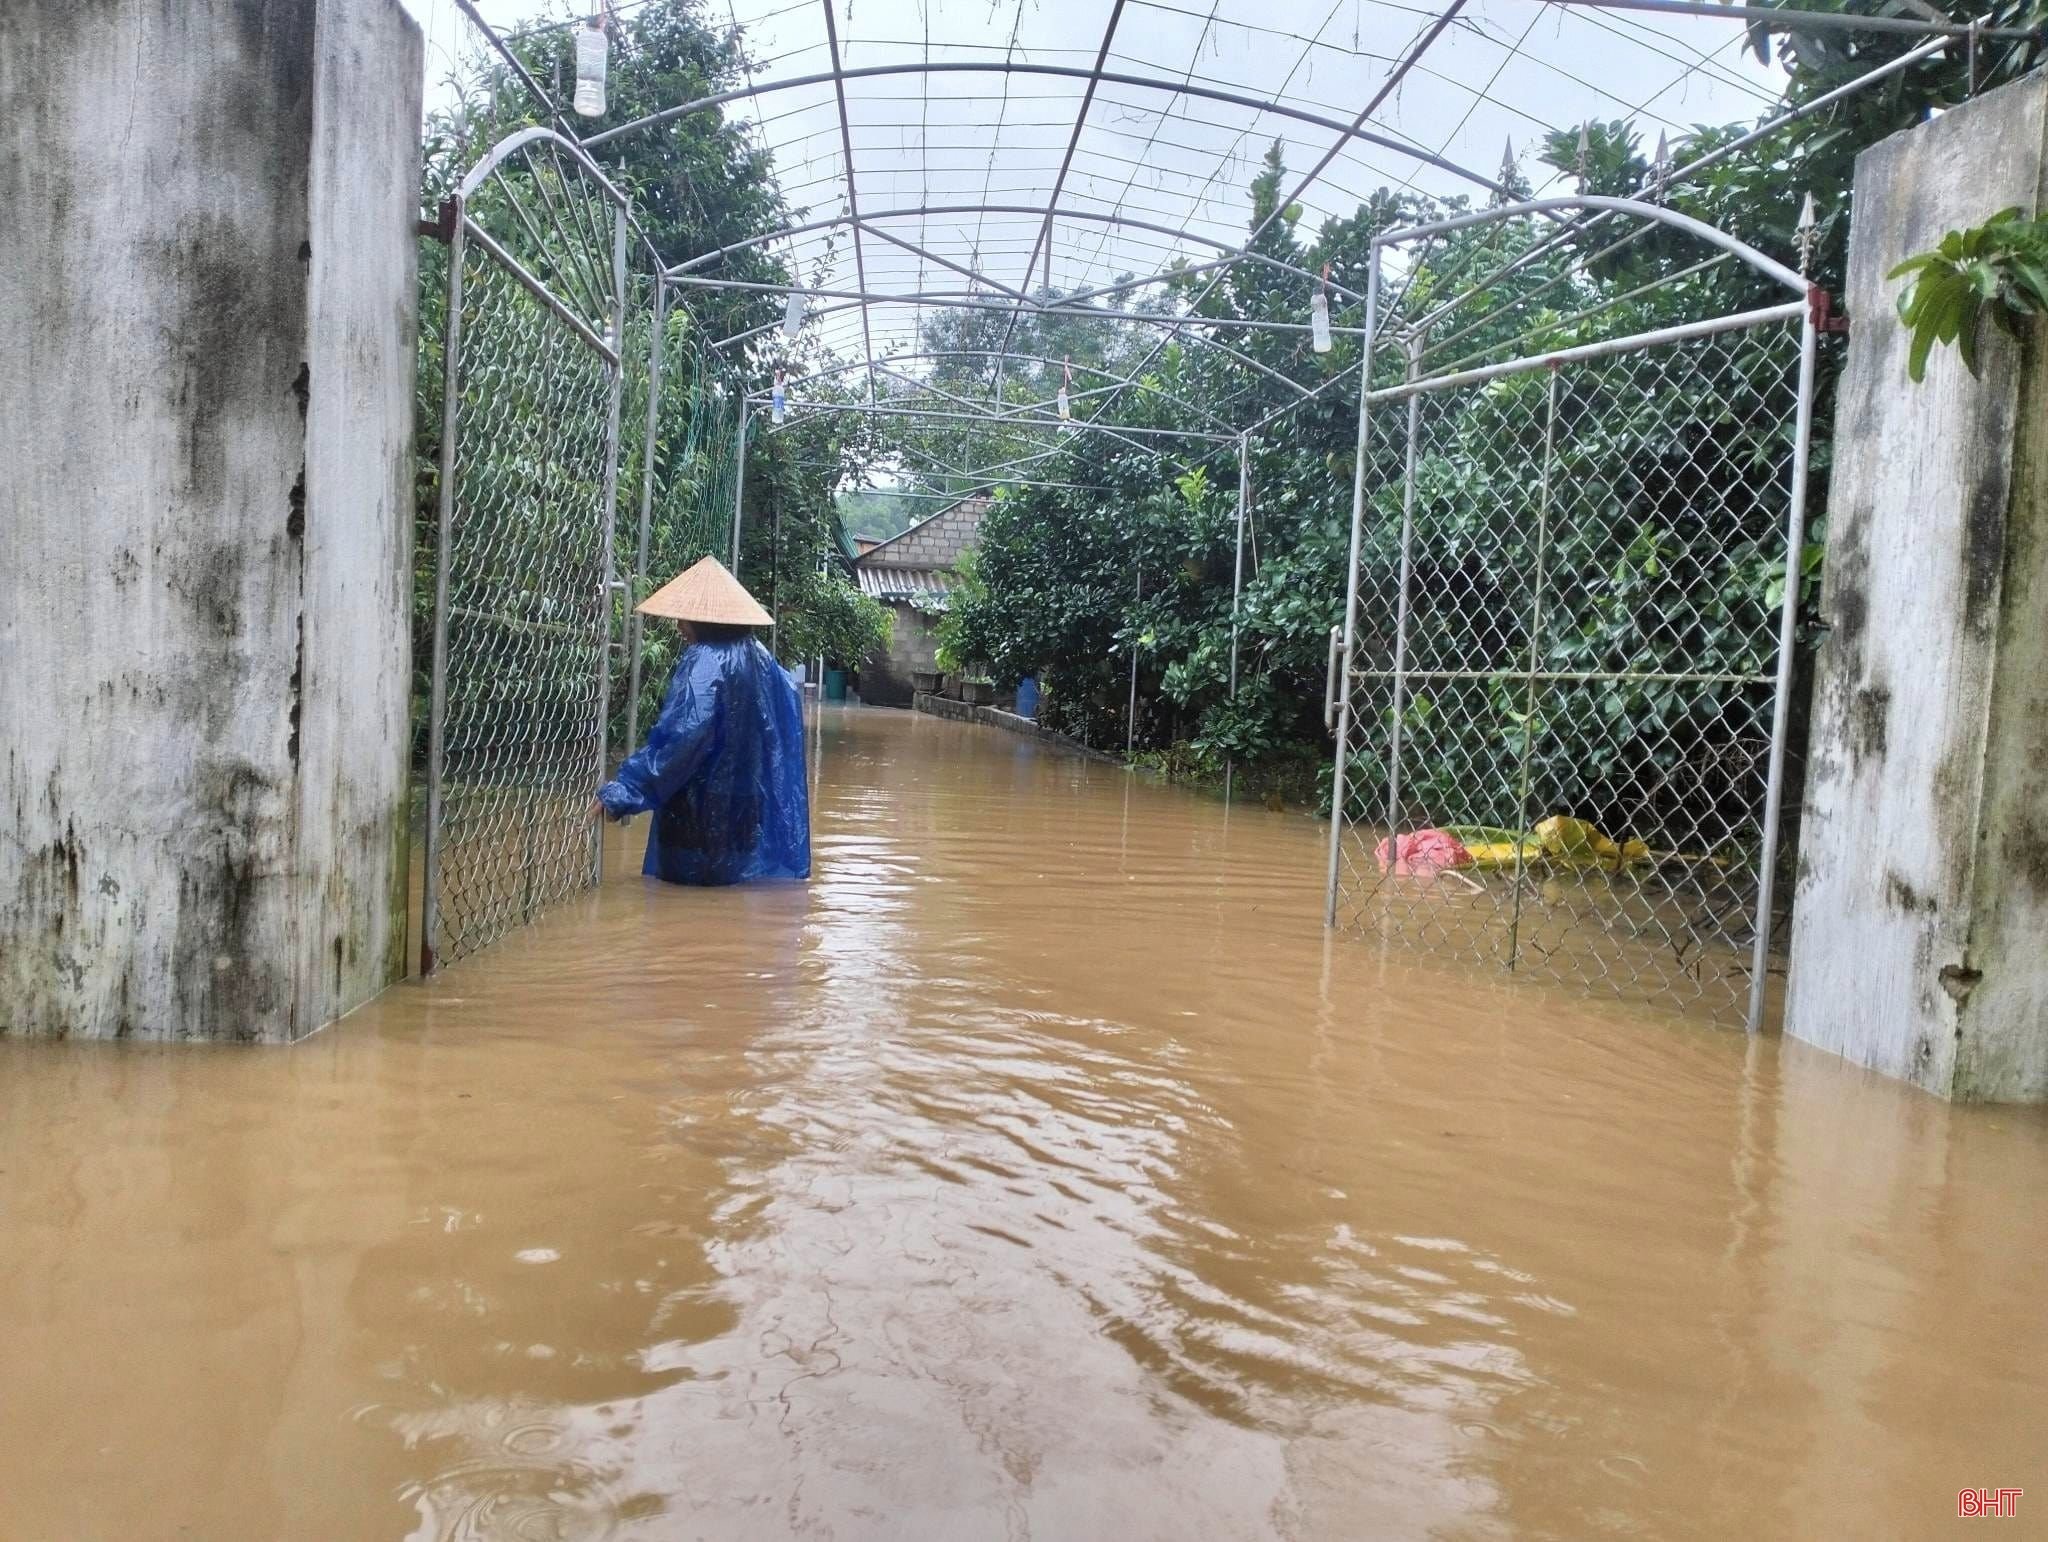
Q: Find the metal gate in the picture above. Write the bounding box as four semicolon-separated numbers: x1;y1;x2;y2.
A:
421;130;628;972
1325;197;1818;1030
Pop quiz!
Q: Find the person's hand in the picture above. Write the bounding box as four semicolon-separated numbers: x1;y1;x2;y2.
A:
588;797;606;824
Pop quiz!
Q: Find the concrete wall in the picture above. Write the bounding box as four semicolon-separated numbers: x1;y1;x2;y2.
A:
862;602;940;707
1786;72;2048;1101
0;0;421;1040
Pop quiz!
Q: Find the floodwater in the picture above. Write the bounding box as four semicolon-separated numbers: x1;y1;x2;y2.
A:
4;706;2046;1541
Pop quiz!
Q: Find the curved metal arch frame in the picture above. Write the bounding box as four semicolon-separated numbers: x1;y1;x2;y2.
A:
583;60;1518;205
456;124;629;208
667;206;1372;305
669;276;1321;401
763;350;1245;437
1377;194;1807;296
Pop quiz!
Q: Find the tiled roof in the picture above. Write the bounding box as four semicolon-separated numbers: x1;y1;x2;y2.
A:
855;565;953;604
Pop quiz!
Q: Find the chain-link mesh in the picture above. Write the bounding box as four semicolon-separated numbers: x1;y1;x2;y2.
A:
426;243;617;968
1332;319;1800;1024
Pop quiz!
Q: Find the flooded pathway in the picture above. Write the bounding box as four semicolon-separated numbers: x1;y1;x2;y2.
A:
4;706;2046;1539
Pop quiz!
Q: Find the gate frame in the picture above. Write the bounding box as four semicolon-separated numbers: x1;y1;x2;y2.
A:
419;130;633;975
1323;195;1821;1032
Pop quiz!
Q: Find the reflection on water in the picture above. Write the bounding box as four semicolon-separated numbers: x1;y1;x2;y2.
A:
3;705;2046;1539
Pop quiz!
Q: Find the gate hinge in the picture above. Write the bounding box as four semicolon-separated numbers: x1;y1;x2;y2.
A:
1807;285;1849;335
417;197;459;244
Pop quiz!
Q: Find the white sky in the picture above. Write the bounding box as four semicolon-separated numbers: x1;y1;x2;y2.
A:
397;1;1788;363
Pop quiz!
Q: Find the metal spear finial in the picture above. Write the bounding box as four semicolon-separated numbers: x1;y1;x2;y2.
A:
1797;191;1819;276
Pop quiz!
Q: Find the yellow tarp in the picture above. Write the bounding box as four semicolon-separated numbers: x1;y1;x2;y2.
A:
1441;818;1649;871
1533;815;1649;869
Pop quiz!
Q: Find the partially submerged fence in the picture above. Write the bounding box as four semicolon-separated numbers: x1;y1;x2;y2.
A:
1325;198;1818;1031
418;130;743;972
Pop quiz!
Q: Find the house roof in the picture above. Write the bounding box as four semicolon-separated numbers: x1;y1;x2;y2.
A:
855;566;954;605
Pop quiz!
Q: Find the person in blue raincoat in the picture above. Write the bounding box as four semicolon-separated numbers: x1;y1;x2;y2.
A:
593;556;810;885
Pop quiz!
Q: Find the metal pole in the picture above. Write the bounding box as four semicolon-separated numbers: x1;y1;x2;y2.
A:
627;275;664;752
740;398;1240;443
1227;433;1249;802
1553;0;2036;40
1324;243;1381;927
1747;312;1820;1033
1229;434;1250;700
729;395;749;569
1126;565;1142;757
584;62;1519;205
592;205;629;887
1371;301;1809;404
420;197;466;977
1383;337;1426;851
1508;366;1561;971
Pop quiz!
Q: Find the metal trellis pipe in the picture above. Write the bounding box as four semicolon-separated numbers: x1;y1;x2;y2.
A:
1127;565;1142;758
627;274;665;753
593;204;629;886
730;395;749;570
1226;432;1250;804
420;194;467;978
1551;0;2041;41
1747;307;1821;1035
1381;338;1426;854
1324;242;1381;928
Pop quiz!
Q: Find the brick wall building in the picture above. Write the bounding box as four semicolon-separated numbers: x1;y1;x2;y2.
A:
851;497;986;706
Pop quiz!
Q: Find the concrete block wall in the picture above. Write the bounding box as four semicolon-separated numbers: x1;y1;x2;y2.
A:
0;0;421;1040
862;603;939;707
1786;72;2048;1101
861;497;985;569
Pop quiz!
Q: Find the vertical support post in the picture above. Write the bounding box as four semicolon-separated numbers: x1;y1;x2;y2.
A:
591;205;629;886
1227;432;1250;801
729;395;750;570
1748;311;1819;1033
420;198;467;977
1126;565;1143;757
1507;364;1562;970
1382;336;1426;857
1324;242;1382;926
626;274;665;752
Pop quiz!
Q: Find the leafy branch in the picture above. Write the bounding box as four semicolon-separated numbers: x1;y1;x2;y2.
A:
1890;207;2048;381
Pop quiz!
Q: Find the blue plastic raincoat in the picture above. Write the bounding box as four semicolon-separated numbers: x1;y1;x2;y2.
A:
597;637;811;885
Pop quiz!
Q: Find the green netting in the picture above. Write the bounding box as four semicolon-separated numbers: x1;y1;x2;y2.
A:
614;280;749;747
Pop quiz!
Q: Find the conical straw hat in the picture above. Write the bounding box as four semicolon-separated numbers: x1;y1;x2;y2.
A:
636;555;773;626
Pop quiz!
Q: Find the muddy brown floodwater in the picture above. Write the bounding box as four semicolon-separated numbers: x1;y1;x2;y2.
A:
4;705;2047;1540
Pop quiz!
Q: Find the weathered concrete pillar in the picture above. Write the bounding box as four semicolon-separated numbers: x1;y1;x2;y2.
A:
0;0;422;1040
1787;72;2048;1101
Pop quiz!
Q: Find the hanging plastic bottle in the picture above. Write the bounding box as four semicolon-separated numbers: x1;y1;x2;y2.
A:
573;18;608;118
771;369;787;426
782;287;806;339
1057;356;1072;421
1310;262;1333;354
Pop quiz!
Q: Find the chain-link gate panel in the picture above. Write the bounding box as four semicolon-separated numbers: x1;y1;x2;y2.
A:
1330;305;1809;1028
421;131;628;973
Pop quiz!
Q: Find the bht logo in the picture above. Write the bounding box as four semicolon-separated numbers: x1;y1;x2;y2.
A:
1958;1488;2023;1518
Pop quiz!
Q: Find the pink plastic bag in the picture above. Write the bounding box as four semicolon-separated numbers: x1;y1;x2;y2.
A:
1375;828;1473;876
